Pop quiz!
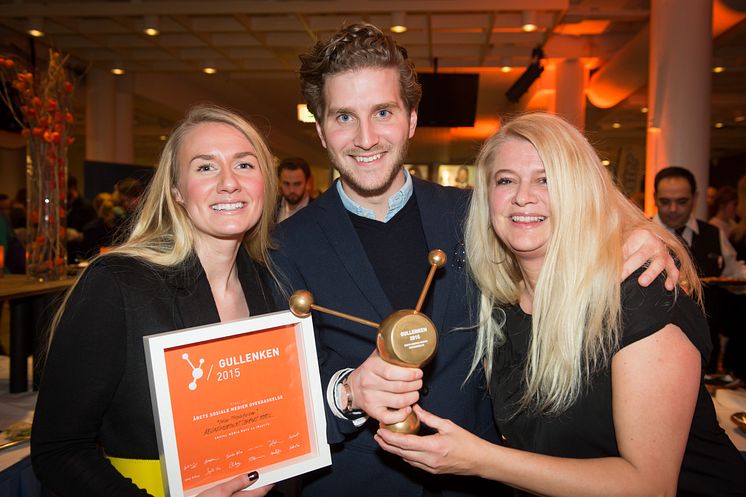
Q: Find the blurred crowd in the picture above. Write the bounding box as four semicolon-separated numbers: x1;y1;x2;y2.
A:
0;176;144;274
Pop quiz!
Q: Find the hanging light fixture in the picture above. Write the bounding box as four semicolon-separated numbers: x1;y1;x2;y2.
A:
27;17;45;37
143;15;160;36
499;56;512;73
390;12;407;34
521;11;538;32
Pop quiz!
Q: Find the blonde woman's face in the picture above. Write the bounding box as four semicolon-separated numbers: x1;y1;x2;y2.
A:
488;139;551;265
174;122;265;248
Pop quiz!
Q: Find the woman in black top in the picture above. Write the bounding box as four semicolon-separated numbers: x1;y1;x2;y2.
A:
32;105;279;497
375;112;746;496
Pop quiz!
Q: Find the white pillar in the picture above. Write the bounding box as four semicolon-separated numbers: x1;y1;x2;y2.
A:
555;58;588;131
645;0;712;218
114;75;134;164
85;68;116;162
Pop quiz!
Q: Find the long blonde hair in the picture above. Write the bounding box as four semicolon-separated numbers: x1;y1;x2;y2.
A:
464;112;700;415
47;104;277;347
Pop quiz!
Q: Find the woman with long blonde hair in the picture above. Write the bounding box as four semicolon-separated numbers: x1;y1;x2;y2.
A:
376;112;746;496
32;104;279;497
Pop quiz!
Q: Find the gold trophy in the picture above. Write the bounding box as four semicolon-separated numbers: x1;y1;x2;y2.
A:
289;249;447;434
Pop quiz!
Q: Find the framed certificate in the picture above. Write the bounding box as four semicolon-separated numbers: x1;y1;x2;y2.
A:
144;310;331;496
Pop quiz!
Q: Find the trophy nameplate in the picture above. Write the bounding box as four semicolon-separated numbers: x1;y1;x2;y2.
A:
289;249;446;434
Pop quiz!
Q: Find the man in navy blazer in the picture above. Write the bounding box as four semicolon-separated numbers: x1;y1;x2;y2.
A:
271;23;503;497
271;22;676;497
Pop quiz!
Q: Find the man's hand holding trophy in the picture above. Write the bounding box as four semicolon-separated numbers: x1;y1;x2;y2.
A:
289;249;447;434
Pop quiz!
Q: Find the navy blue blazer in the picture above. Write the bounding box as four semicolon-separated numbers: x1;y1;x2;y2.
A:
271;178;503;497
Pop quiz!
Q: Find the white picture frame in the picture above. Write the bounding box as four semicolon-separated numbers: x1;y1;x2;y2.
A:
144;310;330;496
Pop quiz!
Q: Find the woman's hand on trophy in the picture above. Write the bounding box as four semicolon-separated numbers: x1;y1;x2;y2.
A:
374;405;488;477
347;350;423;424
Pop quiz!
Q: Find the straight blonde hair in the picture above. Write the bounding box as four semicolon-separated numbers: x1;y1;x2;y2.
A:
465;112;700;415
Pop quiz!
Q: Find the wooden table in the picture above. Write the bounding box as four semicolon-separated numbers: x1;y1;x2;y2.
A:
701;276;746;288
0;275;75;393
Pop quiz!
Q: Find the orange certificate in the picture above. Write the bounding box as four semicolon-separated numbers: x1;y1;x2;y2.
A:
144;310;330;497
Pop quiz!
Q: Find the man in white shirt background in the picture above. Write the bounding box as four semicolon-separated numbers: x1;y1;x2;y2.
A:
653;166;746;377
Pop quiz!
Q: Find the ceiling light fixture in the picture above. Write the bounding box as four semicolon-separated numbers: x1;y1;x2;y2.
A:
111;67;125;75
612;122;621;129
27;17;44;37
143;15;160;36
390;12;407;34
202;61;217;74
712;66;725;73
522;11;538;32
499;57;512;73
641;106;649;114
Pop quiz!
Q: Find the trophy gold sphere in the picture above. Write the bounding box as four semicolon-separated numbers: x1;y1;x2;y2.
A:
289;290;314;317
428;249;447;268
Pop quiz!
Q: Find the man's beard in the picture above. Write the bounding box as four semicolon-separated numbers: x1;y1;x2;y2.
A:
284;193;303;206
329;140;409;198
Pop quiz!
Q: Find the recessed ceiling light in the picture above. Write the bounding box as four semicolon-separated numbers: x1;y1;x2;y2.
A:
712;66;725;73
144;15;160;36
111;68;125;75
499;57;512;73
203;66;217;75
27;17;44;37
641;107;649;114
714;122;724;128
612;122;621;129
390;12;407;33
522;11;538;32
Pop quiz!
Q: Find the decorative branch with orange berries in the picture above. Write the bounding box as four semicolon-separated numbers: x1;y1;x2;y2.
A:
0;49;75;148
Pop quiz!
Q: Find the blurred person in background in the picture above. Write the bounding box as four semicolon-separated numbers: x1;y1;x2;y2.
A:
276;157;313;222
730;175;746;261
653;166;746;373
709;185;738;239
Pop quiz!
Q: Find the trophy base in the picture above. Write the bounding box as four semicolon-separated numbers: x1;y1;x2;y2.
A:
380;411;420;434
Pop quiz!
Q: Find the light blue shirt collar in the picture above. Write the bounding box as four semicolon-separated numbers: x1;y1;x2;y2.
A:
336;169;413;222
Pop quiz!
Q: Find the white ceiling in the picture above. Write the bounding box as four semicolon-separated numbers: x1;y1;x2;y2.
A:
1;0;745;174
